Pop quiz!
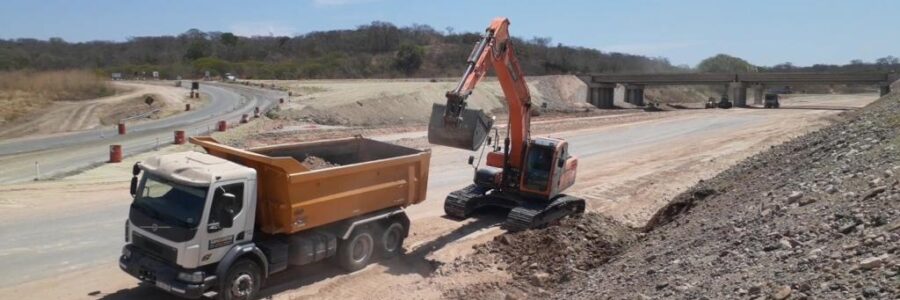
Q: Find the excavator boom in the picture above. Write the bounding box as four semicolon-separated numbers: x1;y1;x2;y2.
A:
428;17;532;163
431;17;585;231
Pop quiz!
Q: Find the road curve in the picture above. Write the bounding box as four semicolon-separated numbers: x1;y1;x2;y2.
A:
0;83;284;184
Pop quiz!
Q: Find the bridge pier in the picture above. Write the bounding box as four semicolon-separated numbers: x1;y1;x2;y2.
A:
625;84;645;106
728;82;747;107
751;84;766;105
587;84;616;108
881;83;891;96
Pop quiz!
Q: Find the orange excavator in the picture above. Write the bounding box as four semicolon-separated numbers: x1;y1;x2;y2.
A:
428;17;585;231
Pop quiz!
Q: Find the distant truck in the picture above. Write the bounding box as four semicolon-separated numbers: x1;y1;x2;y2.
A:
120;136;431;299
717;96;733;109
705;97;717;109
764;93;780;108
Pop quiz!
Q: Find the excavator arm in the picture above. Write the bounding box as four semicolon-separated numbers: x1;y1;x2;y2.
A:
429;17;532;169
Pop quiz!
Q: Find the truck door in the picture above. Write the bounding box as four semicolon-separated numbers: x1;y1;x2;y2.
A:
201;182;247;266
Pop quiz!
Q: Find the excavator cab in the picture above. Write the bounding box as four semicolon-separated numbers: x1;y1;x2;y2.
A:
427;103;494;151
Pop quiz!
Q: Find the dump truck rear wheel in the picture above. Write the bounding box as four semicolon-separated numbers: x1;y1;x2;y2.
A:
218;259;261;300
379;221;406;258
337;228;375;271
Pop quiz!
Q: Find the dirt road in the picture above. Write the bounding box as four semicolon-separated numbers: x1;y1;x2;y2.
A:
0;82;197;140
0;83;282;184
0;94;876;300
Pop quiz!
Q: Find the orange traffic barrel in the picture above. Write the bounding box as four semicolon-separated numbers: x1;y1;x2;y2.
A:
217;120;227;132
240;114;249;124
174;130;186;144
109;145;122;163
185;103;191;111
117;123;126;135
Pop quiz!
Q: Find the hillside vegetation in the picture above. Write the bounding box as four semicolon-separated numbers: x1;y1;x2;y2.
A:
0;23;680;79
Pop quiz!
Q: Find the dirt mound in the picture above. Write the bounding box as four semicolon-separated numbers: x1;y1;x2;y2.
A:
552;91;900;298
269;76;597;126
440;213;637;297
301;155;340;170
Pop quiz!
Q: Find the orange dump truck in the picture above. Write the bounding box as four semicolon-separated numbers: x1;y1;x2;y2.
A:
119;136;430;299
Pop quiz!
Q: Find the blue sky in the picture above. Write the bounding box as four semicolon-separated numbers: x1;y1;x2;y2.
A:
0;0;897;67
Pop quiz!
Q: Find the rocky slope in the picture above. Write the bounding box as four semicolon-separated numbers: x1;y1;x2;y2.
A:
556;91;900;299
447;90;900;299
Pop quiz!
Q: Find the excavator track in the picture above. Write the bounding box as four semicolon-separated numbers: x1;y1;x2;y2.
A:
443;184;487;219
504;195;586;232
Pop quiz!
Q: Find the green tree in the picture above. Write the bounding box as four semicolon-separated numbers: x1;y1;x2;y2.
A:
393;43;424;75
220;32;238;47
697;54;756;73
192;57;229;75
184;42;209;61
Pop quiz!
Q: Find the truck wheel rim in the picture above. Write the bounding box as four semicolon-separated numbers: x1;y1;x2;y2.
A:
231;273;253;297
351;234;373;263
383;225;402;252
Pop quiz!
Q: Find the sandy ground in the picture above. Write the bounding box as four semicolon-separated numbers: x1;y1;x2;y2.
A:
0;82;203;140
0;93;877;300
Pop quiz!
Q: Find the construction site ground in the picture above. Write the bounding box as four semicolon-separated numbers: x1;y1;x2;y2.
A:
0;91;877;300
0;81;203;140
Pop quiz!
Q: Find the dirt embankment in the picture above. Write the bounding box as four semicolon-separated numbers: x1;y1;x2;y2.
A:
0;82;203;140
258;76;719;127
449;92;900;298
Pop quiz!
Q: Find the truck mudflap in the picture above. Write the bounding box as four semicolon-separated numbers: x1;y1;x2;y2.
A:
119;245;215;299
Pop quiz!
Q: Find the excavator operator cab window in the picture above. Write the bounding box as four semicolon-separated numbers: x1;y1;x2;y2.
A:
523;145;554;192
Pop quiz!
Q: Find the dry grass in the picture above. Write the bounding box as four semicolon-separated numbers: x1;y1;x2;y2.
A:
0;70;113;100
0;70;113;124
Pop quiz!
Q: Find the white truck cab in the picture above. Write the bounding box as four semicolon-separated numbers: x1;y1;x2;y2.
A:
119;136;427;300
120;151;260;298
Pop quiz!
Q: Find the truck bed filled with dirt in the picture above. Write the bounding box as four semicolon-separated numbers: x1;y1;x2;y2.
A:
191;136;431;235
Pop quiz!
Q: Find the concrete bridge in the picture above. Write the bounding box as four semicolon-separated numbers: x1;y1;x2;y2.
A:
580;72;898;108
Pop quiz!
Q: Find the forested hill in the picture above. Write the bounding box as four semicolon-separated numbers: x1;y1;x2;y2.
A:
0;22;678;79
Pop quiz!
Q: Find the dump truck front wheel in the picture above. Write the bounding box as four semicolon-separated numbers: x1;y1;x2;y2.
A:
218;259;261;300
379;221;406;258
337;228;375;271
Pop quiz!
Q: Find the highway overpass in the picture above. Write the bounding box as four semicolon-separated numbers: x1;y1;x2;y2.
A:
579;72;898;107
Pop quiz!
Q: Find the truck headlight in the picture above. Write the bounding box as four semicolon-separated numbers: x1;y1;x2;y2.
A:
122;247;132;260
177;271;205;283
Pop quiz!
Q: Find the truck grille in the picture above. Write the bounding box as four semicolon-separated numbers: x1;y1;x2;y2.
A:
132;231;177;263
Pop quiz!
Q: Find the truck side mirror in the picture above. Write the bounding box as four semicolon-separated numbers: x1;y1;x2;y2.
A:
467;156;475;165
130;177;138;197
557;158;565;168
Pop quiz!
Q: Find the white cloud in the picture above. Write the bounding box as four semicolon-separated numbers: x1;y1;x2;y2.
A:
230;22;296;37
604;41;702;55
312;0;378;7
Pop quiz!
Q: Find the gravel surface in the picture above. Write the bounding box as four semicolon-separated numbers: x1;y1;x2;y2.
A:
556;92;900;299
451;92;900;299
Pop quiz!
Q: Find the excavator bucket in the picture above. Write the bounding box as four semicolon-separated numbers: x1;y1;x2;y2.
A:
427;103;494;151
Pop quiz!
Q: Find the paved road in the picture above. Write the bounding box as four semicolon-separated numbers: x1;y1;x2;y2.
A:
0;83;283;184
0;94;877;295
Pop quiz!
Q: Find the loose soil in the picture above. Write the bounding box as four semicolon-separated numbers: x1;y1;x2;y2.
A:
450;92;900;299
301;155;340;170
0;82;203;140
255;76;718;127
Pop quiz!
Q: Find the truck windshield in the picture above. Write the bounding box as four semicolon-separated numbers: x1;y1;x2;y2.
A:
132;175;208;230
